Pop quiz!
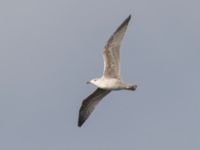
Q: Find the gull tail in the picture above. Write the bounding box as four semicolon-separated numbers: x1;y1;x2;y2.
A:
127;85;137;91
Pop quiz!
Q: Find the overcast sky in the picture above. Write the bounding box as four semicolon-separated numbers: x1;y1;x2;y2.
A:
0;0;200;150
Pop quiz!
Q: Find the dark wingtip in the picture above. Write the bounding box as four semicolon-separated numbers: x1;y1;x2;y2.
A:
113;15;132;34
78;110;87;127
123;14;131;25
78;113;84;127
78;118;84;127
78;122;82;127
125;14;131;24
127;14;131;20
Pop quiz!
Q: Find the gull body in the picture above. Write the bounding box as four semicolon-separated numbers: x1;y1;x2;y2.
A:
89;77;136;90
78;15;137;127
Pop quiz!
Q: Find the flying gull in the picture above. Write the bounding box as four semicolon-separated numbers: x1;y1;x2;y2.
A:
78;15;137;127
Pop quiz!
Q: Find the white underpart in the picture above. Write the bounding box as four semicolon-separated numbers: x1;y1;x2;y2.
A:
91;77;127;90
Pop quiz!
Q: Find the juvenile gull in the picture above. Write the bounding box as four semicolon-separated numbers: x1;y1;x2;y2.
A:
78;15;137;127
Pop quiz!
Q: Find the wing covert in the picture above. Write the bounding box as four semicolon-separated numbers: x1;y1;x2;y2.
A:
103;15;131;79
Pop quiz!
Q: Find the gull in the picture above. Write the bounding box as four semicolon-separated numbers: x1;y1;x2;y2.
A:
78;15;137;127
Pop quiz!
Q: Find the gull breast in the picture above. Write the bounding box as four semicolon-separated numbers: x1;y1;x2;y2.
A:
98;78;123;90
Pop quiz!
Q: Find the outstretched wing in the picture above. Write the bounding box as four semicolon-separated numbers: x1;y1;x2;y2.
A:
103;15;131;79
78;88;111;127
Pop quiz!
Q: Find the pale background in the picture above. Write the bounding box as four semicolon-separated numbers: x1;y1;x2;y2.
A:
0;0;200;149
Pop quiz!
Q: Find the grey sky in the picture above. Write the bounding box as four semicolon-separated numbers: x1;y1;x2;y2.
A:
0;0;200;149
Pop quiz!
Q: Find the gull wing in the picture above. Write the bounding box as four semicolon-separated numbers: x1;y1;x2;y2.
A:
78;88;111;127
103;15;131;79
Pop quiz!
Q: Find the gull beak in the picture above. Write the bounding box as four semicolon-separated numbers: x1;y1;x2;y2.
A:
86;81;90;84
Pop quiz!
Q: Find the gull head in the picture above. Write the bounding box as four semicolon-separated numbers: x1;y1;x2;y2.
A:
86;78;100;86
